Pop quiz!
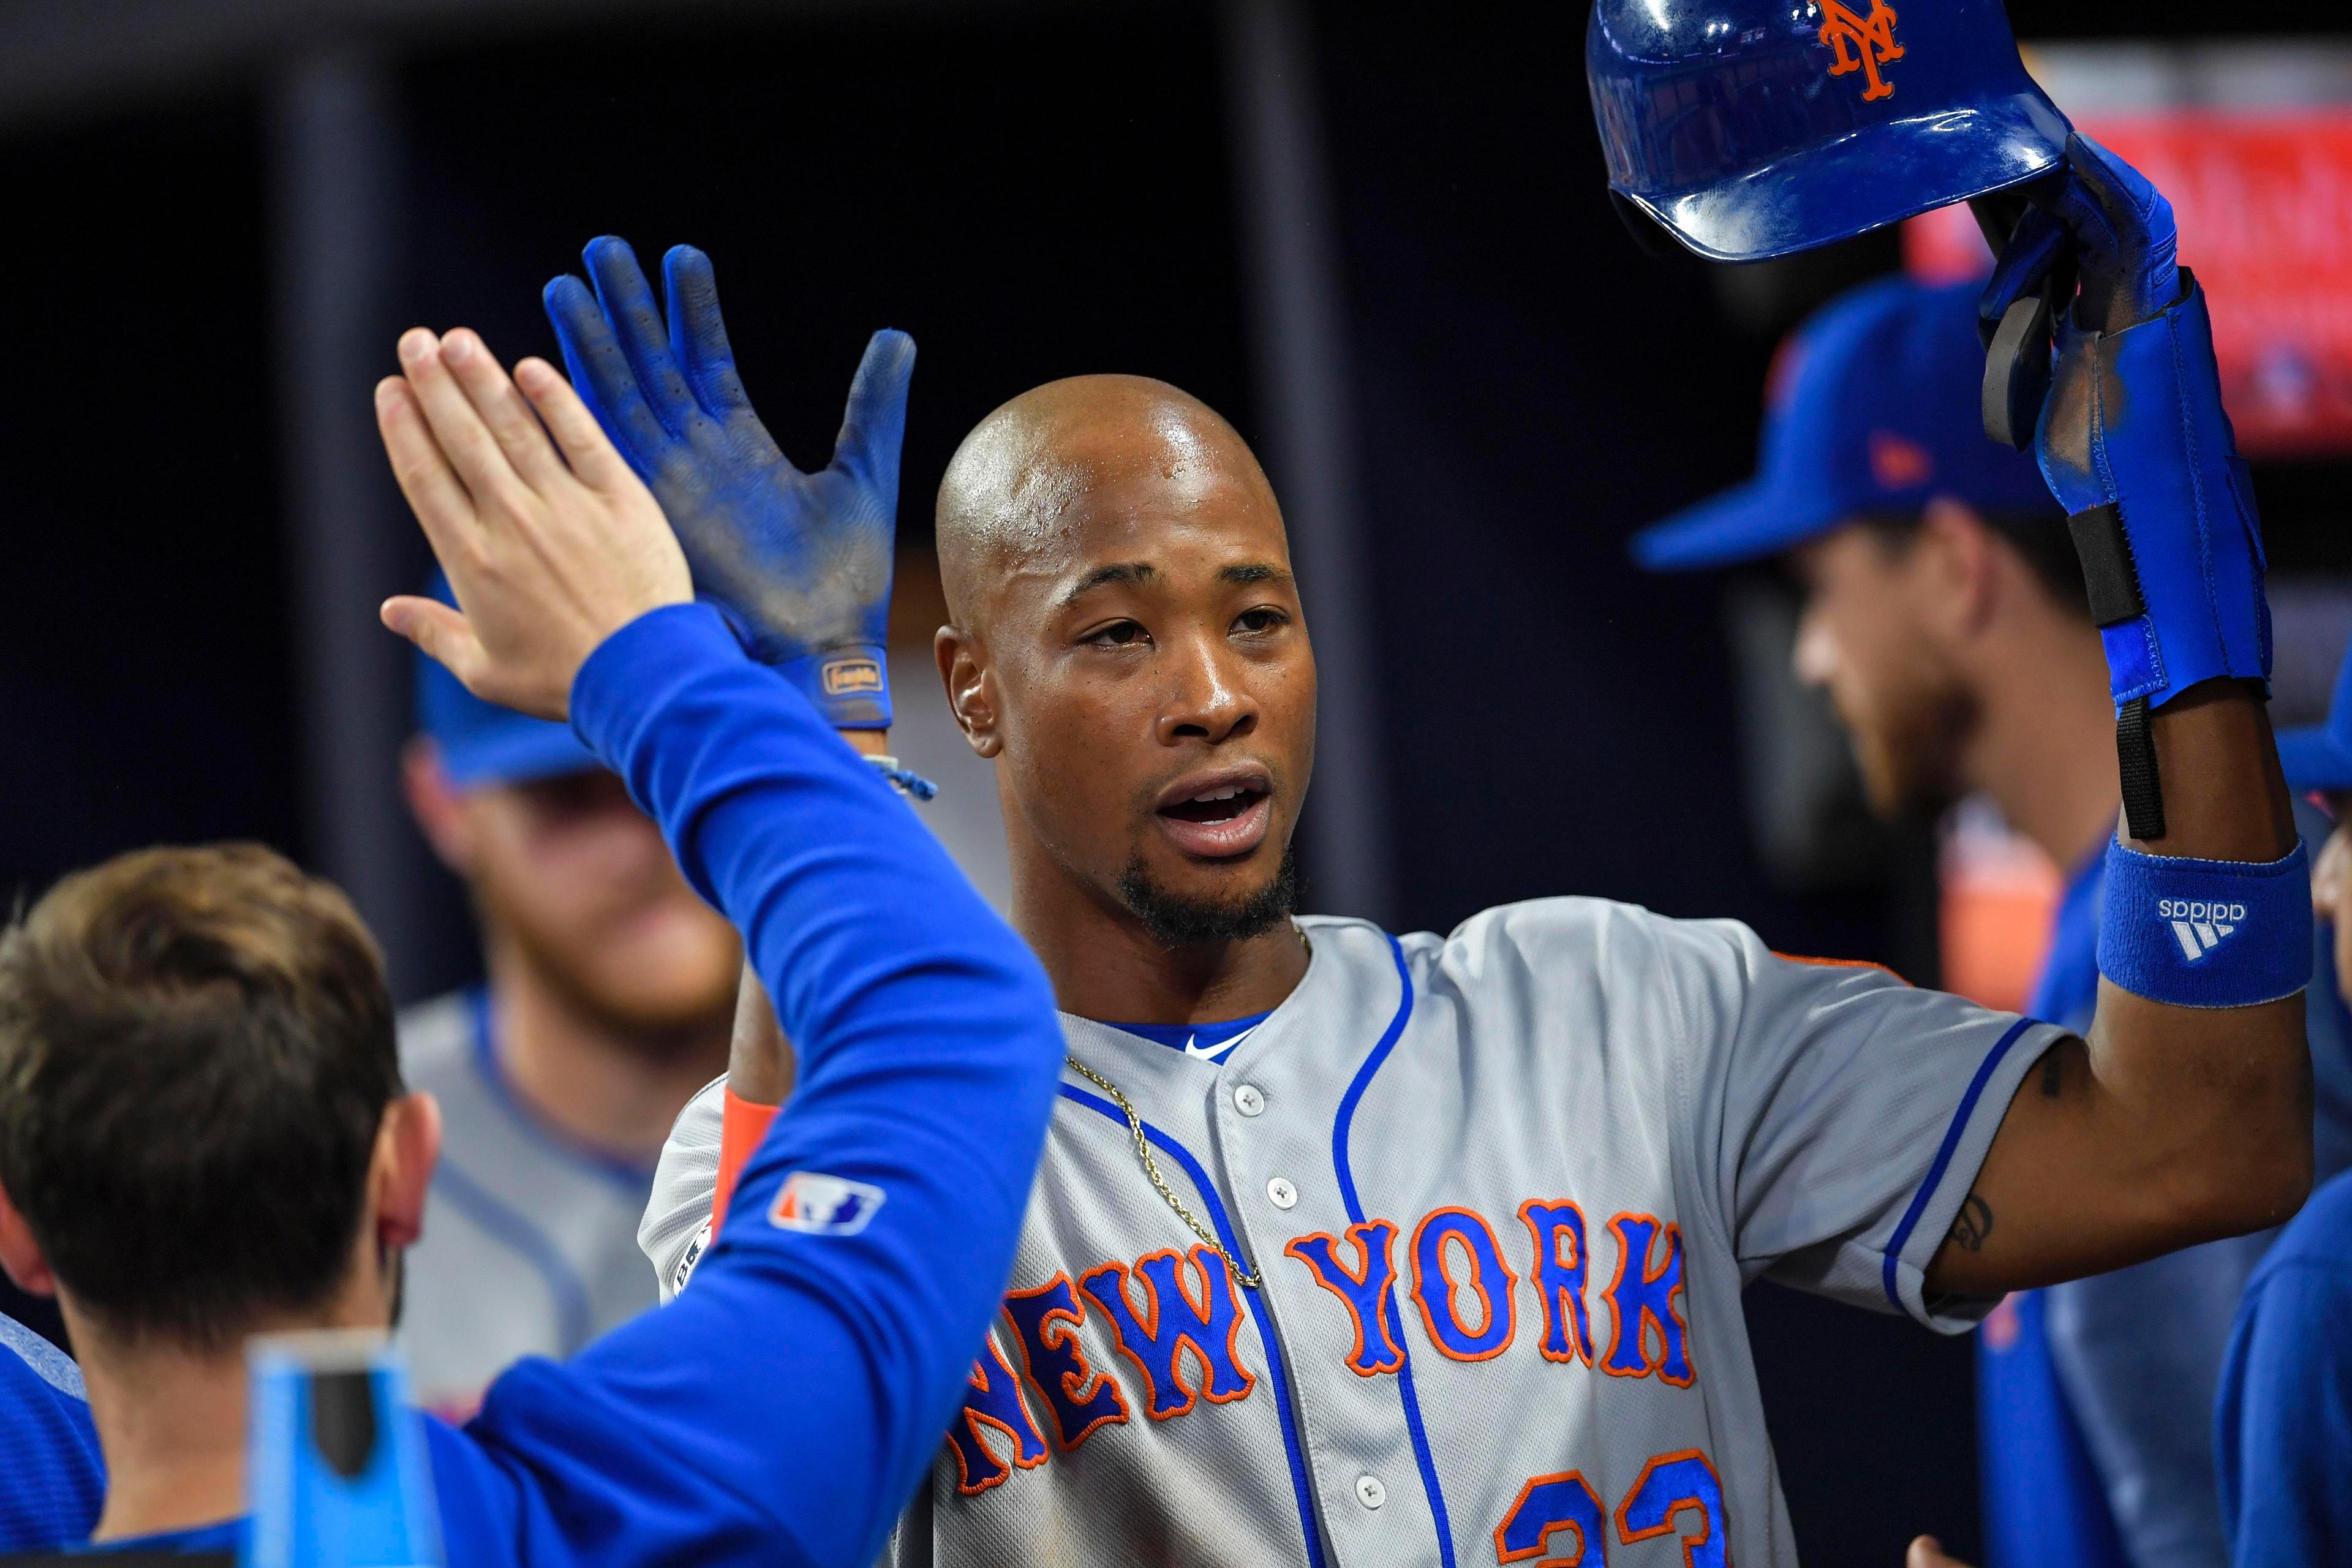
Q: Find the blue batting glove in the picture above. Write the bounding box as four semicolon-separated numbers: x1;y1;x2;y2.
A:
1998;136;2269;726
543;236;912;729
1980;135;2267;840
2036;274;2270;720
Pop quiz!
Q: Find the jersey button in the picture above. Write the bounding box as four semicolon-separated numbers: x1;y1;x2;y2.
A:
1355;1476;1385;1510
1267;1177;1298;1210
1234;1084;1267;1117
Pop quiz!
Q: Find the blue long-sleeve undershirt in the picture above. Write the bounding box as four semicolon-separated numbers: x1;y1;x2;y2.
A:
419;603;1063;1567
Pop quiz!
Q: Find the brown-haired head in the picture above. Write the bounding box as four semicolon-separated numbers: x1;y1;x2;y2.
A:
0;844;411;1351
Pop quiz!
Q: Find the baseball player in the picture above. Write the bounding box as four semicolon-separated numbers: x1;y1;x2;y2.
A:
398;588;742;1415
0;322;1064;1565
1633;275;2352;1567
585;119;2312;1564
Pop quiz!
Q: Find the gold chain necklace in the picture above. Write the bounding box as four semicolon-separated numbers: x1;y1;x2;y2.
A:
1065;1056;1263;1291
1060;922;1310;1295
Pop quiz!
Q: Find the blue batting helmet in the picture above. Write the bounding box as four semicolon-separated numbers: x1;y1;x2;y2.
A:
1587;0;2071;262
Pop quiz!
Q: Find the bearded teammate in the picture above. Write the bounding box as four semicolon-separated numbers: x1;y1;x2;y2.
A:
1634;276;2352;1567
397;584;741;1414
557;100;2318;1561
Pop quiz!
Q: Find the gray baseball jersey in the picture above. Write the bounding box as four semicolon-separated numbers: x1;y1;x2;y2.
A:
397;990;662;1416
645;903;2060;1566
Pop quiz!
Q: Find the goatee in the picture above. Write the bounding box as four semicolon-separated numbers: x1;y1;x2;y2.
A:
1117;844;1300;949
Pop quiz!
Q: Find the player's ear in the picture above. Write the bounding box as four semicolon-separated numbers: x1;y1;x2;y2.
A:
937;625;1002;759
0;1181;58;1298
372;1091;443;1254
401;739;481;872
1919;496;1999;635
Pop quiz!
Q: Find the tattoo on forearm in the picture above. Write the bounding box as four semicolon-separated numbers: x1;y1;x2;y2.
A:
1950;1194;1994;1252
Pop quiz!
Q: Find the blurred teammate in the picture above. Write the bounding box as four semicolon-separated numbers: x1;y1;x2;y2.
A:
2210;649;2352;1564
608;135;2312;1566
1635;276;2352;1567
399;592;737;1412
0;320;1063;1564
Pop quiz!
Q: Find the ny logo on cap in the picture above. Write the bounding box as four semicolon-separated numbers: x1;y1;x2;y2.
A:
1819;0;1904;102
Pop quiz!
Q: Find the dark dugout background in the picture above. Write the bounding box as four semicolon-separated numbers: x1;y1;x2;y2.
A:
2;0;2346;1558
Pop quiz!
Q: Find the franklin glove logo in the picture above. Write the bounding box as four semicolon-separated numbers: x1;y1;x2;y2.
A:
770;1171;887;1236
822;657;885;696
1819;0;1903;101
2162;898;2248;963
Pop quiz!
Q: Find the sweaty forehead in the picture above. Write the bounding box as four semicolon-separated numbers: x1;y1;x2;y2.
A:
936;376;1284;624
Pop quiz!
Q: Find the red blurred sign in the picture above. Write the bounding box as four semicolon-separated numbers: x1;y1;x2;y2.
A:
1906;111;2352;458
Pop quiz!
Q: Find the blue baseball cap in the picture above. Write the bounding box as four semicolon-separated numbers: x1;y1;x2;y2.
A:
2280;641;2352;793
413;572;601;789
1631;277;2057;571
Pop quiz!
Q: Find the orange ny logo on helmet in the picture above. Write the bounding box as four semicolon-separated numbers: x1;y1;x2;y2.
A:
1819;0;1904;101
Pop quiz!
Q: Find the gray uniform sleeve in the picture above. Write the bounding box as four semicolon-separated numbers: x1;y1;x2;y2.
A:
641;1075;725;1302
1651;914;2064;1330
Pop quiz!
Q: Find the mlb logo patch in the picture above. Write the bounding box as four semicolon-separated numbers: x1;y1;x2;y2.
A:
769;1171;887;1236
822;657;885;696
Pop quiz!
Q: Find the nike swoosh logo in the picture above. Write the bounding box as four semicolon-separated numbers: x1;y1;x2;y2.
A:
1184;1028;1254;1061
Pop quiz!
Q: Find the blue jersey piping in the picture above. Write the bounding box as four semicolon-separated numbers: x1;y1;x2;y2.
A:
466;987;659;1194
1058;1085;1329;1567
427;1159;595;1349
1882;1016;2039;1313
1329;932;1457;1568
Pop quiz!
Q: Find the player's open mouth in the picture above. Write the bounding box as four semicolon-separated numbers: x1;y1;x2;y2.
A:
1154;768;1273;859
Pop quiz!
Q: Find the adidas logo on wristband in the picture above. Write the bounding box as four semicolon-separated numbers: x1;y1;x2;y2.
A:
2160;899;2249;963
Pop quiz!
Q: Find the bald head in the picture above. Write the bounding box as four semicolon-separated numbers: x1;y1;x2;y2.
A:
935;375;1280;628
927;374;1313;960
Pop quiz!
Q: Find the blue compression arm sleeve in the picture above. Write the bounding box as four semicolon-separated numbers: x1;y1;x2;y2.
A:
430;603;1062;1568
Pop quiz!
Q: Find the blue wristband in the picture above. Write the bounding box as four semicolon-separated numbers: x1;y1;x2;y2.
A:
2095;839;2312;1008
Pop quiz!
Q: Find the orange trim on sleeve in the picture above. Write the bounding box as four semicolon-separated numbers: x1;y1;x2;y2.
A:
711;1088;783;1233
1768;950;1909;985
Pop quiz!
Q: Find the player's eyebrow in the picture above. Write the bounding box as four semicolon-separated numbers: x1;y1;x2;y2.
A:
1221;563;1289;586
1060;561;1156;606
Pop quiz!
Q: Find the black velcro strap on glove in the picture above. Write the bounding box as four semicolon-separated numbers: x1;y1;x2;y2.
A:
2116;695;2166;843
2068;504;2166;839
2068;503;2146;627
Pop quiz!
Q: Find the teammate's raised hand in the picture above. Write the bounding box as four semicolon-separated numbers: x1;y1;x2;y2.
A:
542;236;912;729
374;326;691;720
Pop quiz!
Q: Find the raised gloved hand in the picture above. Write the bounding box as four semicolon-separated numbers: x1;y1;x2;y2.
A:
1986;134;2180;337
543;236;913;729
1981;136;2267;839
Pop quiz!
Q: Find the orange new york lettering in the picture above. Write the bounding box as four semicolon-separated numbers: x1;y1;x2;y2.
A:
1003;1273;1131;1452
943;1332;1050;1496
1080;1244;1257;1419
